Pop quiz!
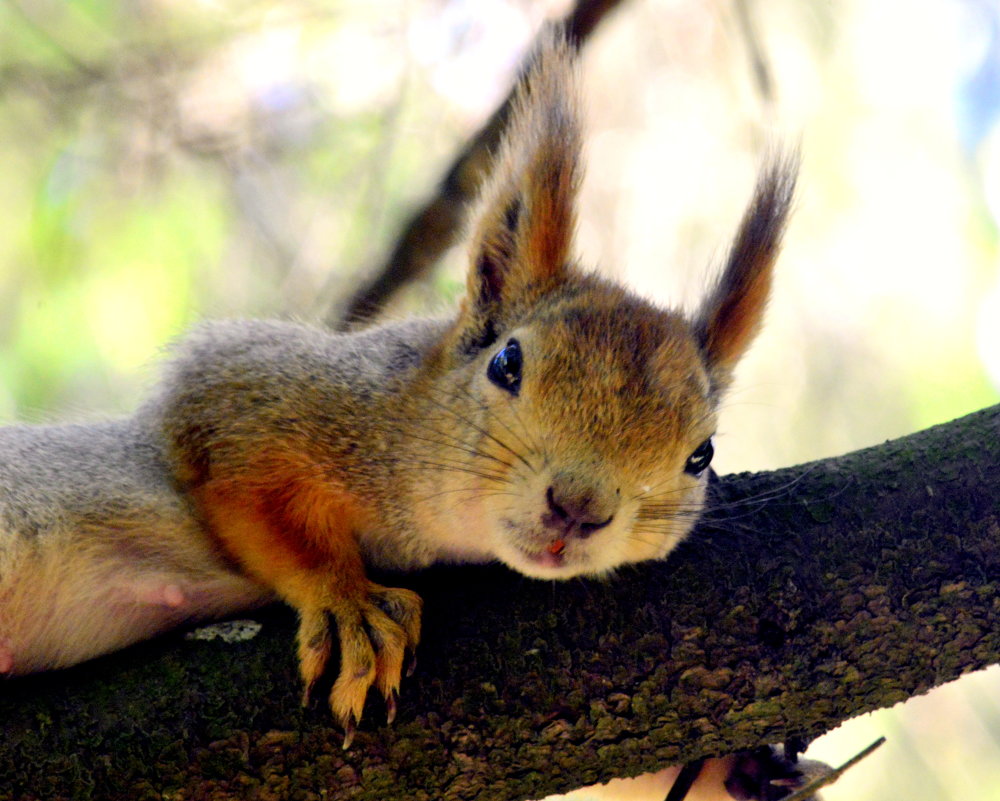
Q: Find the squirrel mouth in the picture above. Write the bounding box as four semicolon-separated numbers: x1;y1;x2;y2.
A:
524;538;567;569
501;519;572;572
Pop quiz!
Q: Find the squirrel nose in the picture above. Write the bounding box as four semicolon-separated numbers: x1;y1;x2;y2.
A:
544;484;615;539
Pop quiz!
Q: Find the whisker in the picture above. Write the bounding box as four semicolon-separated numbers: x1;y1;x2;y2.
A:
403;460;511;484
629;478;693;503
444;383;542;469
499;392;546;463
415;486;519;504
420;390;536;473
401;427;516;471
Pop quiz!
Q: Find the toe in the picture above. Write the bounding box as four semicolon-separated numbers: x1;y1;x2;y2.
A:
329;611;377;731
296;609;333;705
375;587;422;650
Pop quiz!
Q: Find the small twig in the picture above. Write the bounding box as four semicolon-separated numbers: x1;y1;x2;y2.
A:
662;758;705;801
782;737;887;801
733;0;774;106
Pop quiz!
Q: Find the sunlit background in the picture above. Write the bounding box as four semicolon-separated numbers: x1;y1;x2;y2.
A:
1;0;998;799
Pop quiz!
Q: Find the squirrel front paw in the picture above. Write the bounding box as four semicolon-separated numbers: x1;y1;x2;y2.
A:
296;583;422;748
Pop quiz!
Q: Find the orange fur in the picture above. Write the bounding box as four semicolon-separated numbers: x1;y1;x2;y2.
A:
193;459;419;734
190;446;375;620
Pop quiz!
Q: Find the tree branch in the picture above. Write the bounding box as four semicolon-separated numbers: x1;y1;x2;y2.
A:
2;404;997;801
733;0;775;106
329;0;629;329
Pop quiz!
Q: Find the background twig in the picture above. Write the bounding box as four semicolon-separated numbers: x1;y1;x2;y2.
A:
329;0;629;329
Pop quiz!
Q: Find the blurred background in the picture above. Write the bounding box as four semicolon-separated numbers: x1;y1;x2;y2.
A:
1;0;998;798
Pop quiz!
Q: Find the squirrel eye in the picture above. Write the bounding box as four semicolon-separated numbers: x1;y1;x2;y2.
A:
487;339;522;395
685;438;714;476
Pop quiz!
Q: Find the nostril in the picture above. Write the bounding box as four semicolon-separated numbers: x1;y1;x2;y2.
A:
546;485;616;537
579;514;614;537
546;486;570;520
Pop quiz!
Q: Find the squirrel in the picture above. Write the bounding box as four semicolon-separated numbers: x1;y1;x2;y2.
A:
0;31;795;757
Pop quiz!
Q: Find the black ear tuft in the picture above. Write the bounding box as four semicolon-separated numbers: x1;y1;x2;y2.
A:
694;152;798;391
476;253;505;309
463;318;499;356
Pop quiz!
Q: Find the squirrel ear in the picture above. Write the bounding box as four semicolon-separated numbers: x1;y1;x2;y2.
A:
694;155;797;391
462;29;581;344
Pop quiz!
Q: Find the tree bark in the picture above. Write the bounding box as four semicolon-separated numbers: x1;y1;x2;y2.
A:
2;405;997;801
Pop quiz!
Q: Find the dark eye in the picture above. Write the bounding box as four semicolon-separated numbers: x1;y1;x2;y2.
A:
487;338;522;395
685;438;714;476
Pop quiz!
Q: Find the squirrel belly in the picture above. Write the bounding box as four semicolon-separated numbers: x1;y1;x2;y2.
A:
0;420;271;676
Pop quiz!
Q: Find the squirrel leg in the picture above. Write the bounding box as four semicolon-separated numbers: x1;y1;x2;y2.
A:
194;481;421;745
721;746;828;800
117;579;187;609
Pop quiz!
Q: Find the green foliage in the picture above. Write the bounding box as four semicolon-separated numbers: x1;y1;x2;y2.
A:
0;2;458;420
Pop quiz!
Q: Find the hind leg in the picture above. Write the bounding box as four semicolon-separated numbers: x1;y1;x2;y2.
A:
118;578;188;609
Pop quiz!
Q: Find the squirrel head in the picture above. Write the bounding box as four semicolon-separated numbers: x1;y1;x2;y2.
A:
420;31;796;579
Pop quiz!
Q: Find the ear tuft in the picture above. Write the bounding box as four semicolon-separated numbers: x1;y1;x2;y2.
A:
463;28;582;335
694;152;798;390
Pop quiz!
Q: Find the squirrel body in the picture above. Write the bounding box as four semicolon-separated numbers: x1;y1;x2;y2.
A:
0;418;269;674
0;33;795;747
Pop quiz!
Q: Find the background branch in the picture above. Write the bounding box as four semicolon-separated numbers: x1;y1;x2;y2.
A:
733;0;775;107
329;0;629;329
3;404;997;801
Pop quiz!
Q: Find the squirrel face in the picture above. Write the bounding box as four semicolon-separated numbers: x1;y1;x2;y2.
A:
408;33;794;580
452;291;718;579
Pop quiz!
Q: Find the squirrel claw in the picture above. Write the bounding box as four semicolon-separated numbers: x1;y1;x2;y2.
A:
386;689;398;725
294;582;422;732
341;715;358;750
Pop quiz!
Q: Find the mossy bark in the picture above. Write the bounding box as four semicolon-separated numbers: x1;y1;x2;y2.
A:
2;405;997;801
